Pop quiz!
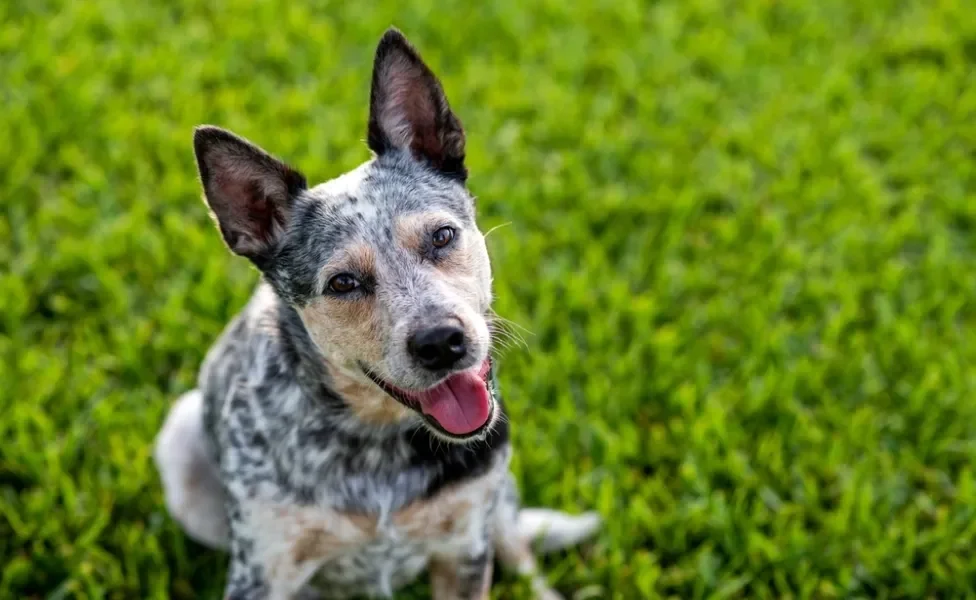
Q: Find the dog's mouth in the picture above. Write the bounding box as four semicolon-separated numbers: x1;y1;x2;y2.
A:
361;359;495;439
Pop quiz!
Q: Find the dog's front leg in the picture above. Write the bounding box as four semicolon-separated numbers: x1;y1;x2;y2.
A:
222;499;333;600
223;528;327;600
224;530;270;600
429;548;494;600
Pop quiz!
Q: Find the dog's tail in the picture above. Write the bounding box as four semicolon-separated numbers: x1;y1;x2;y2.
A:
154;390;230;550
518;508;601;553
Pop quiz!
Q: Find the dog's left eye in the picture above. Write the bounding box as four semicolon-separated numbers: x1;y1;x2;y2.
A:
431;227;455;248
328;274;360;294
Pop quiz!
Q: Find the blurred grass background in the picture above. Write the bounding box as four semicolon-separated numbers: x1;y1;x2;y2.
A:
2;0;976;598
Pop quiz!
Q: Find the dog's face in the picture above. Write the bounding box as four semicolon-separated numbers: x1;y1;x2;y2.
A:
193;29;498;442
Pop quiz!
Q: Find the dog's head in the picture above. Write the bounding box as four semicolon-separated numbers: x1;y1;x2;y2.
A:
193;29;498;442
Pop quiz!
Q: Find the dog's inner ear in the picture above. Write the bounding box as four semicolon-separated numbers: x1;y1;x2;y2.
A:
193;126;306;261
367;29;466;179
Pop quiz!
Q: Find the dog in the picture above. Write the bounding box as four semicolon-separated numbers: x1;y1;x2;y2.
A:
153;27;600;600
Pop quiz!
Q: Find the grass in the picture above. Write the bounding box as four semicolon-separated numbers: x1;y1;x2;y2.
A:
2;0;976;598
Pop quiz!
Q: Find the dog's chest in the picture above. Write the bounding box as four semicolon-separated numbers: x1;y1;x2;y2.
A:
243;459;506;598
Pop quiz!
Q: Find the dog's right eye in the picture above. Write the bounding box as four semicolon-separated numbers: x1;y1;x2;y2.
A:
327;274;360;294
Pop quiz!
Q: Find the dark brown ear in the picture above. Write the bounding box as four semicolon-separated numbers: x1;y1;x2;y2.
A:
367;28;466;180
193;126;306;263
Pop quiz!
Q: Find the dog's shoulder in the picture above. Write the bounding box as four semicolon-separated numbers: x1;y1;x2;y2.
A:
198;282;286;388
196;283;301;456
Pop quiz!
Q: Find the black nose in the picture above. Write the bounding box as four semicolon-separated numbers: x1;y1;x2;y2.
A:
408;325;467;370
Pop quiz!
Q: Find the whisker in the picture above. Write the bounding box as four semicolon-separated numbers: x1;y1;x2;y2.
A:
489;315;534;337
482;222;512;238
486;311;535;344
487;323;529;352
488;334;524;354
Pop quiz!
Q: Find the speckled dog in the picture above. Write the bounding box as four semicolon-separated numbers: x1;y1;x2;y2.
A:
153;28;600;600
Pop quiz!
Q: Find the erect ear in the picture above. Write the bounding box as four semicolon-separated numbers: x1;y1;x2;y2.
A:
367;28;467;180
193;126;306;263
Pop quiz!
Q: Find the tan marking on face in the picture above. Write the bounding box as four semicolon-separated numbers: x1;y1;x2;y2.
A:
322;360;415;426
394;212;434;254
437;231;483;283
394;212;492;314
299;294;382;359
439;230;492;320
318;243;376;291
297;244;397;422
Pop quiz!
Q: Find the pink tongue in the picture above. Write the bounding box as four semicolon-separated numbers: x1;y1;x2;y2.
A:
418;368;491;435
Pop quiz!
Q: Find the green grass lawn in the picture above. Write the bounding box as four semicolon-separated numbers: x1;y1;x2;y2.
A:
3;0;976;598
